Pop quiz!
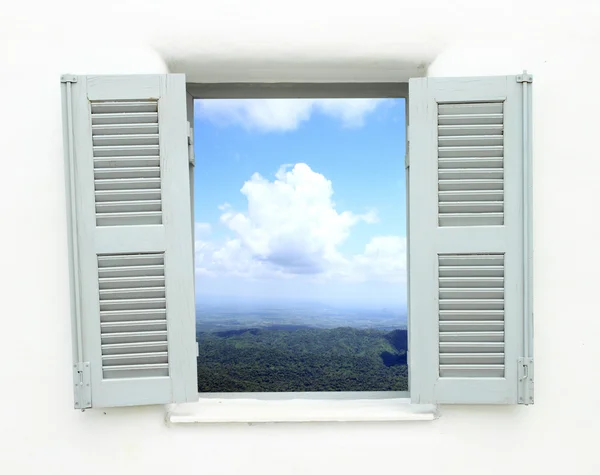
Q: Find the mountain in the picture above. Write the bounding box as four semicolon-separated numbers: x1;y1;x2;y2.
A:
196;327;408;392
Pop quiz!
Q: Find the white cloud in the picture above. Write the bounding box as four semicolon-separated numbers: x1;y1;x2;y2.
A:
351;236;407;283
195;222;212;237
194;163;405;284
195;98;388;132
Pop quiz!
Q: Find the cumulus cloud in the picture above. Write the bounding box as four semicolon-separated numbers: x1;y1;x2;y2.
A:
195;98;388;132
194;163;405;284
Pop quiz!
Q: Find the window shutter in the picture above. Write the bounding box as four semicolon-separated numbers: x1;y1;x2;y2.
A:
408;75;533;404
61;74;197;409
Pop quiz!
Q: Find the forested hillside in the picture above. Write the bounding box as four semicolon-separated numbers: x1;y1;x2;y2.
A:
197;327;408;392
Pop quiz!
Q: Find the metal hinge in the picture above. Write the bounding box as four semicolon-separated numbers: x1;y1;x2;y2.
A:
517;357;534;405
187;121;195;166
61;75;78;84
404;153;410;169
73;362;91;410
516;71;533;83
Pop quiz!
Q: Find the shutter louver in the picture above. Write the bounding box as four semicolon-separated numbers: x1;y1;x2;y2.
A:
62;75;197;408
438;253;505;378
92;101;163;226
408;76;533;404
99;253;169;379
438;102;504;227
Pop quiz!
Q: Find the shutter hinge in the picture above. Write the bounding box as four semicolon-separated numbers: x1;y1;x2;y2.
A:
516;71;533;83
404;153;410;169
73;362;91;411
517;357;534;405
187;121;195;166
61;75;78;84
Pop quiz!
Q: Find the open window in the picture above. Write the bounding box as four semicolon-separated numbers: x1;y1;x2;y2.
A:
61;73;533;409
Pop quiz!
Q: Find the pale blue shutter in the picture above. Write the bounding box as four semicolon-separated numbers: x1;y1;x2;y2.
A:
62;74;197;408
408;75;533;404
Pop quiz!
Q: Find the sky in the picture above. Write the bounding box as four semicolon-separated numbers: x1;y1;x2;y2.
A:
193;97;407;308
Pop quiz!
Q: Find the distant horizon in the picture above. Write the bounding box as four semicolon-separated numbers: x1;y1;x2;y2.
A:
195;292;407;311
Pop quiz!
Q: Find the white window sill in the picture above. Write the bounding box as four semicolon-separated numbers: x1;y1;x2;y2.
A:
166;393;438;424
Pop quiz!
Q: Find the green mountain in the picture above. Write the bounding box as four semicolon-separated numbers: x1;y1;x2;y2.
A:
197;327;408;392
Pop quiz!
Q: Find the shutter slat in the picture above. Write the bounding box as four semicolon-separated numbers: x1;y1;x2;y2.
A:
438;146;503;158
439;266;503;277
93;134;160;146
438;202;504;213
439;331;505;342
94;178;161;190
95;189;162;202
93;145;160;157
94;157;161;168
438;124;504;136
439;353;505;364
101;341;169;355
438;135;504;147
94;167;161;179
439;342;504;353
101;320;168;332
438;190;503;202
99;286;166;300
102;352;169;365
439;321;504;332
438;157;503;169
91;112;158;125
102;365;169;379
439;309;505;321
92;123;159;135
91;101;158;114
100;309;167;322
96;212;163;226
440;365;505;378
438;168;503;180
438;103;503;115
96;200;162;213
438;113;504;125
439;213;504;227
439;276;504;288
439;299;504;310
438;179;503;191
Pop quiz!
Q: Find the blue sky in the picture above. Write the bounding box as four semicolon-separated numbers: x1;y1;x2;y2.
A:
193;98;407;307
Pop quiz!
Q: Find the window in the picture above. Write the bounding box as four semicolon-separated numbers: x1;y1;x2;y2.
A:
192;94;408;393
61;73;533;410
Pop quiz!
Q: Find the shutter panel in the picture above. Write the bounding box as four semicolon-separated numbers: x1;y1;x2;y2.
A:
62;74;197;408
408;75;533;404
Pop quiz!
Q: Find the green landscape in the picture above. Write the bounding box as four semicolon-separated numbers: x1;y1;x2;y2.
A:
196;326;408;392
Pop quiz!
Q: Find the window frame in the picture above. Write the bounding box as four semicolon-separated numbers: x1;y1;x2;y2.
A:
187;81;412;404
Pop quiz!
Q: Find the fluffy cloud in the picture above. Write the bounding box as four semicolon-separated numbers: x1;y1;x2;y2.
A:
194;164;405;283
195;98;388;131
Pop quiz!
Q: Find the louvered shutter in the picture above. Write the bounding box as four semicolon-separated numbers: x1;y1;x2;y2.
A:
62;74;197;408
408;75;533;404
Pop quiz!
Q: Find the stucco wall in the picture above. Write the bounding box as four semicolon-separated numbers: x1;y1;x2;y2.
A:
1;1;599;474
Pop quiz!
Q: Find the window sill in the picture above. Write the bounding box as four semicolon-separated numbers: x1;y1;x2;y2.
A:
166;393;438;424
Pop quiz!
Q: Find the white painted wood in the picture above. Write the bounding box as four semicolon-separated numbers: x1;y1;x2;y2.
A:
66;74;197;408
408;76;527;404
167;397;437;424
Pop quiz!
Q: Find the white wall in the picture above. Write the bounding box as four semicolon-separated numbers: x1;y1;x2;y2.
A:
2;1;599;473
